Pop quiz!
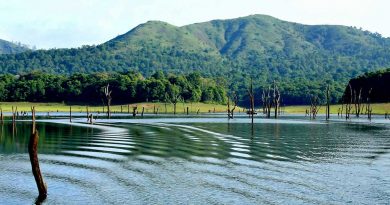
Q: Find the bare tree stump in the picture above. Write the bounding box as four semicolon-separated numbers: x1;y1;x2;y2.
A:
103;84;112;119
28;107;47;201
0;108;3;124
326;84;331;120
69;106;72;123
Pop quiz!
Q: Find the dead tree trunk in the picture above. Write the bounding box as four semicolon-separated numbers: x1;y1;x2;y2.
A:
326;85;330;120
103;84;112;119
69;106;72;122
367;88;373;121
141;107;145;117
353;88;363;118
227;92;238;119
227;98;230;118
86;106;89;121
273;81;281;119
0;108;3;124
345;84;353;120
247;78;255;124
87;114;93;124
12;106;15;123
28;107;47;201
265;86;272;118
261;90;266;114
310;96;320;120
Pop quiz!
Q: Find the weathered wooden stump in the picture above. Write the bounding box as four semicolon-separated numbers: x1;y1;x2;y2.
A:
28;107;47;201
28;130;47;200
0;108;3;124
69;106;72;123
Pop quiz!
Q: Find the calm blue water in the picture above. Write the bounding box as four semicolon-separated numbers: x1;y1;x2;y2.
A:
1;114;389;204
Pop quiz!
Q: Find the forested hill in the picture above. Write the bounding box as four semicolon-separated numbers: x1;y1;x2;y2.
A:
343;68;390;103
0;39;29;54
1;14;390;104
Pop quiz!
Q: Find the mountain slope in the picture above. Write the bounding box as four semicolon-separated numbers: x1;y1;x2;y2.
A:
185;15;390;80
1;14;390;103
0;39;29;54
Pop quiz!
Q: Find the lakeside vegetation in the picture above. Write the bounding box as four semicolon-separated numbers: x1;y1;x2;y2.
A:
0;102;231;114
1;101;388;115
283;103;390;115
343;68;390;103
0;71;227;104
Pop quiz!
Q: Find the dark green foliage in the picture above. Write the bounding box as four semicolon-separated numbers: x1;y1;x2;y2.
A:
1;15;390;104
0;71;226;104
342;68;390;103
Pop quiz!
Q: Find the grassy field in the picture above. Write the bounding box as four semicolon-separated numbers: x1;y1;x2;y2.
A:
0;102;388;115
283;103;390;115
0;102;234;114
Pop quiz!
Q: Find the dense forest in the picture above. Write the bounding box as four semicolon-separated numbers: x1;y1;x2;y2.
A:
1;15;390;104
0;71;227;104
343;68;390;103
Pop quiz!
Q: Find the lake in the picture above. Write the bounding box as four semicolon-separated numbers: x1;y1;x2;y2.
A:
1;114;389;204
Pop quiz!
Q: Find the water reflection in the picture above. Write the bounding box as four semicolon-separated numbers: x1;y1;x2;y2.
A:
0;119;389;204
0;121;95;154
1;121;389;163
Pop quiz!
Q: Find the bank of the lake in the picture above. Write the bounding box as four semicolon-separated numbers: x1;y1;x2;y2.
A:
283;103;390;115
1;102;389;115
0;102;232;114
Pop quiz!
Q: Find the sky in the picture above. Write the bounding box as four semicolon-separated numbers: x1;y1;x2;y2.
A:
0;0;388;49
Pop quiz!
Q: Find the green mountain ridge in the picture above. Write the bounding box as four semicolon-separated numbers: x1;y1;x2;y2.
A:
1;14;390;103
0;39;30;54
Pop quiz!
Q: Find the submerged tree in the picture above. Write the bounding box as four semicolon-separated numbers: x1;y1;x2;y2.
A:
227;91;238;119
28;107;47;202
103;84;112;118
325;84;331;120
262;86;272;118
273;81;281;119
366;88;373;120
353;88;364;118
247;78;255;123
309;95;320;120
345;84;353;120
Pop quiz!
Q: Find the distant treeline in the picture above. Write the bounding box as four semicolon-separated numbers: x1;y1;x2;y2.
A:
343;68;390;103
0;71;227;104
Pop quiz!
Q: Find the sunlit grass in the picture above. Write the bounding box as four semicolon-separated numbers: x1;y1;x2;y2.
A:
0;102;232;114
283;103;390;115
1;101;388;115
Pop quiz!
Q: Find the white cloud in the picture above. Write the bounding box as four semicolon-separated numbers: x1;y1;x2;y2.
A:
0;0;388;49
